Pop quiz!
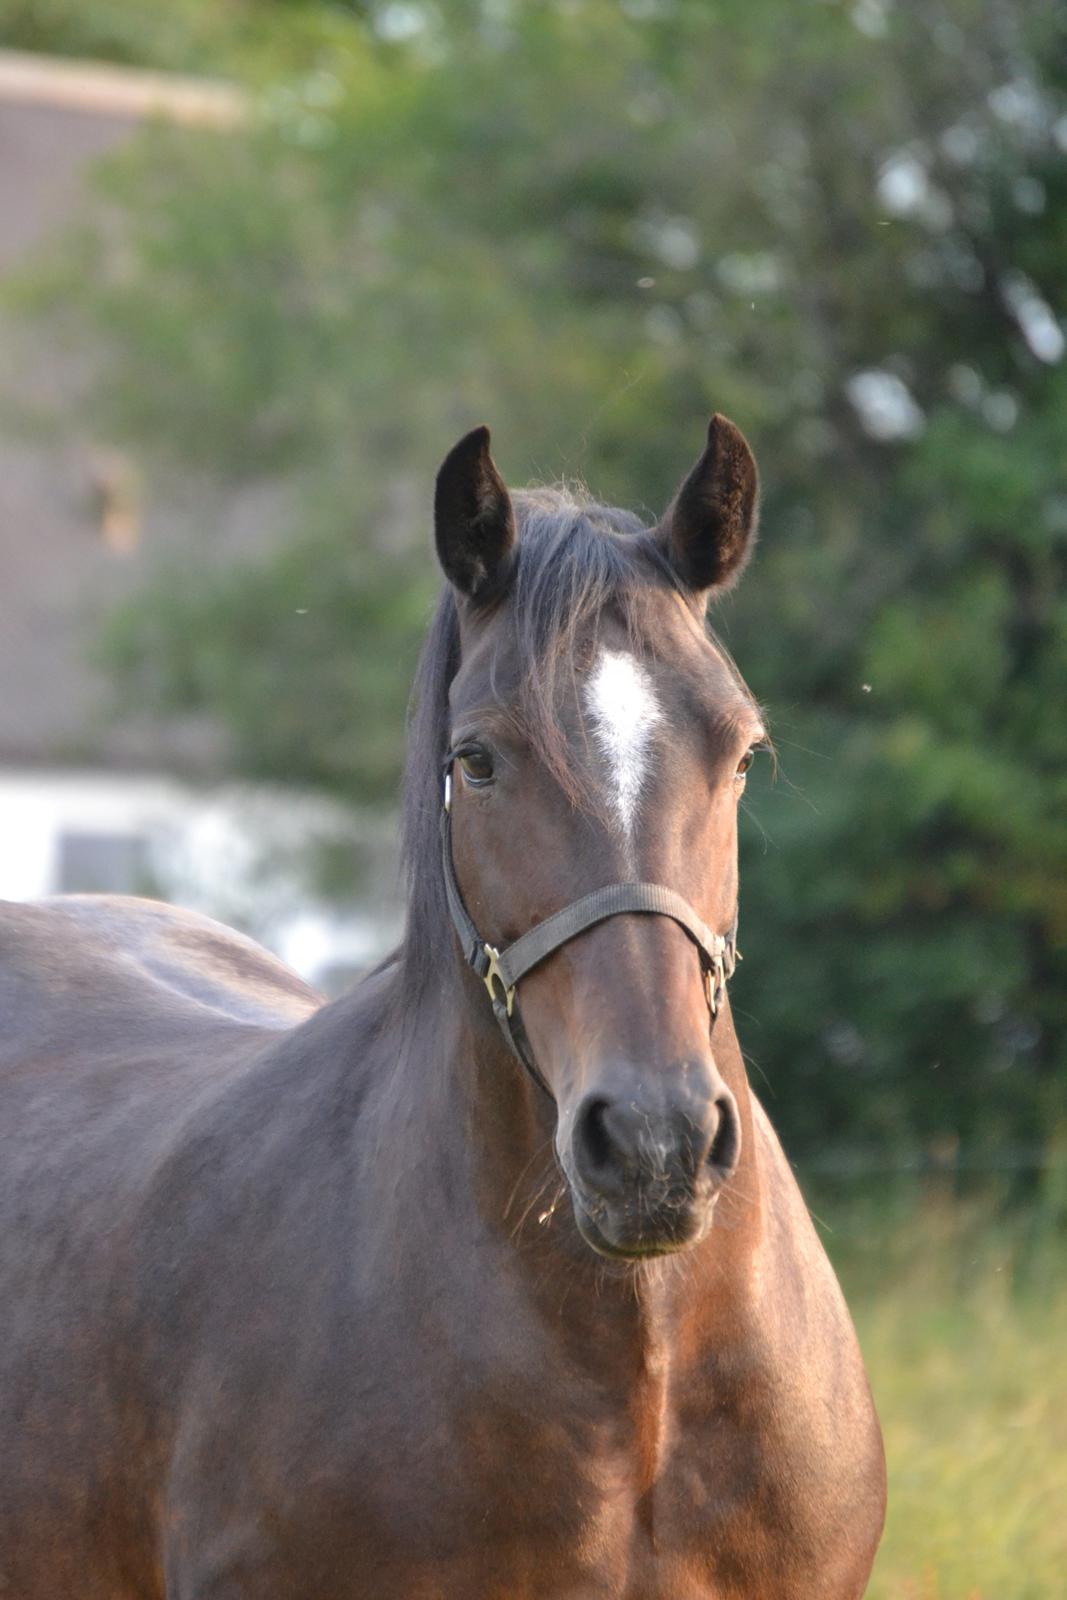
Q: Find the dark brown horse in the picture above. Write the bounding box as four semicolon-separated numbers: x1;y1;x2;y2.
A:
0;417;885;1598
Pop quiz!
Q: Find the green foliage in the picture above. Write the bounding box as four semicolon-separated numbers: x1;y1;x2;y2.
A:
0;0;369;80
100;537;428;800
21;0;1067;1164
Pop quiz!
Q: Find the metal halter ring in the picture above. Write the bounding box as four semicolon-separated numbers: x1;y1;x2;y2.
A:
483;945;516;1016
703;957;725;1017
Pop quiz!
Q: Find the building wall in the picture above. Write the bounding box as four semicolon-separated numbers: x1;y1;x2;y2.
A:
0;54;400;982
0;53;289;771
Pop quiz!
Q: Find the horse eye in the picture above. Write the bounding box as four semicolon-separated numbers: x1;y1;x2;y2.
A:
735;748;755;779
458;748;495;786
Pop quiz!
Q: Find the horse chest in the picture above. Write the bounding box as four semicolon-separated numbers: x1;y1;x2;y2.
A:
230;1350;861;1600
441;1390;844;1600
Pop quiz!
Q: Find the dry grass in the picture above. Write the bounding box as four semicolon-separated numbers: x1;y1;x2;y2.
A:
819;1182;1067;1600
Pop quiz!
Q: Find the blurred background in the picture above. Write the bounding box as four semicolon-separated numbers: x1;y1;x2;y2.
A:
1;0;1064;1591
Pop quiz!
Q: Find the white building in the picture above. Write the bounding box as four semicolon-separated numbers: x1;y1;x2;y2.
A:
0;50;400;992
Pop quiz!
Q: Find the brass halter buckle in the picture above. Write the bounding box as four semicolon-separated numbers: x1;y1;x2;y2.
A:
703;959;723;1016
703;937;730;1017
483;945;516;1016
703;938;742;1016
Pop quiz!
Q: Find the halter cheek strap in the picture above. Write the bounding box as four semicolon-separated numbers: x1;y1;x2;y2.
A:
440;771;740;1099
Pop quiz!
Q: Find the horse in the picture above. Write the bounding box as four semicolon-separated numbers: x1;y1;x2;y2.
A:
0;415;885;1598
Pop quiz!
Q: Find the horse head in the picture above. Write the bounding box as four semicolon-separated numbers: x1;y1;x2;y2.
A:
420;416;764;1260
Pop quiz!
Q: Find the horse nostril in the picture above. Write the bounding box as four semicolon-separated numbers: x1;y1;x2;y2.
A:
707;1089;740;1180
576;1096;615;1175
572;1082;740;1196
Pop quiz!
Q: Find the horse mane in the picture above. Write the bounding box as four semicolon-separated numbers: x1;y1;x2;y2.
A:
397;487;677;1006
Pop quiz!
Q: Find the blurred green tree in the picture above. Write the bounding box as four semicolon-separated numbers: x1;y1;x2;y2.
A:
0;0;369;78
19;0;1067;1165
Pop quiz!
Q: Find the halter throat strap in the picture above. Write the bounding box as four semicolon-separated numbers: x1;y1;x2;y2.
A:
440;774;739;1099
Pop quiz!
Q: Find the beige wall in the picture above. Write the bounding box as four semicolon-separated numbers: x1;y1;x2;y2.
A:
0;56;283;773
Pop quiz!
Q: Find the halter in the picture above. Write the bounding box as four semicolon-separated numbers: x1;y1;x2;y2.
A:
440;768;740;1098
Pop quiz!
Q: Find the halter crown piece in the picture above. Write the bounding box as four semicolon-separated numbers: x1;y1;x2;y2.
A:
440;768;740;1099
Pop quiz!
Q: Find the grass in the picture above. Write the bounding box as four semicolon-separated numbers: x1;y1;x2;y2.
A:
812;1178;1067;1599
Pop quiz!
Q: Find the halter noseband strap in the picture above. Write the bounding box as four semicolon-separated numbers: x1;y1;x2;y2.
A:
440;770;740;1098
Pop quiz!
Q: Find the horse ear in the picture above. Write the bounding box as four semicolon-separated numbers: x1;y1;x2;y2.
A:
659;414;759;595
434;426;517;600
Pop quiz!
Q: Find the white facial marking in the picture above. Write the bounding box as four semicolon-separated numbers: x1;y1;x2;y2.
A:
583;648;663;838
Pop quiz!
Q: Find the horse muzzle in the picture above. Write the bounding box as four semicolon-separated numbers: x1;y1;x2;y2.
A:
561;1074;741;1259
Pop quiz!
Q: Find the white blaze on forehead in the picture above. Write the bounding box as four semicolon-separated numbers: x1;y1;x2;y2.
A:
583;648;663;837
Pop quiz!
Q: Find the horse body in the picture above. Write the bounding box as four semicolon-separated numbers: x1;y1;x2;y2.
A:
0;904;881;1599
0;419;884;1596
